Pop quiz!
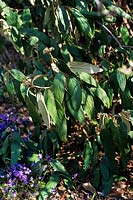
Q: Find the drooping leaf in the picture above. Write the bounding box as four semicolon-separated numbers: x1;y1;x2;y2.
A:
116;70;126;92
9;69;26;82
53;72;66;104
100;156;113;196
83;140;93;170
70;8;93;38
79;72;98;87
11;141;21;167
66;96;85;124
90;85;110;108
37;92;50;128
100;128;118;173
25;95;41;125
55;102;67;142
50;159;69;175
39;172;59;199
44;89;57;124
84;95;95;119
68;62;103;75
67;77;82;110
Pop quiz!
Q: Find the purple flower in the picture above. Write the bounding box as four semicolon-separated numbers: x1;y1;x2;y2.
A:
46;155;51;161
0;122;6;131
8;163;32;185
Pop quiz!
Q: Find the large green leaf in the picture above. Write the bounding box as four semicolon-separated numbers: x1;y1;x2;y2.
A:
90;85;110;108
83;140;93;170
67;77;82;110
84;95;95;119
55;102;67;142
25;95;41;125
9;69;26;82
66;96;85;124
68;62;103;75
100;128;118;173
70;8;93;38
53;72;66;104
44;89;57;124
100;157;113;196
78;72;98;87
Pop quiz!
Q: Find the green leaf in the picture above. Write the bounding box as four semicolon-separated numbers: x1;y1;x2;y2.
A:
67;77;82;110
90;85;110;108
92;167;100;189
100;157;113;196
28;153;40;163
116;70;126;92
84;95;95;119
0;135;9;159
25;95;41;125
128;131;133;139
120;25;129;45
50;159;68;175
78;72;98;86
108;5;131;19
11;141;21;167
70;8;93;38
66;96;85;124
48;131;59;151
83;140;93;170
44;89;57;124
55;102;67;142
39;172;59;199
68;62;103;75
100;128;118;173
53;72;66;104
9;69;26;82
37;92;50;128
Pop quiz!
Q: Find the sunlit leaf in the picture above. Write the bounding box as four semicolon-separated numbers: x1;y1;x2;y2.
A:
37;92;50;128
44;89;57;124
68;61;103;74
9;69;26;82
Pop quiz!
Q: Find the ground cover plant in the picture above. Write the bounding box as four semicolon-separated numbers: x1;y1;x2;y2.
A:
0;0;133;199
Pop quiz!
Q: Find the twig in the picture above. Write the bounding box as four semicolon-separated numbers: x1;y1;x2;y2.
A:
97;21;123;49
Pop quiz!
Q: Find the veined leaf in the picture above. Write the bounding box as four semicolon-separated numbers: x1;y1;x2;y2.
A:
68;61;103;75
9;69;26;82
67;77;82;110
53;72;66;104
44;89;57;124
37;92;50;128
